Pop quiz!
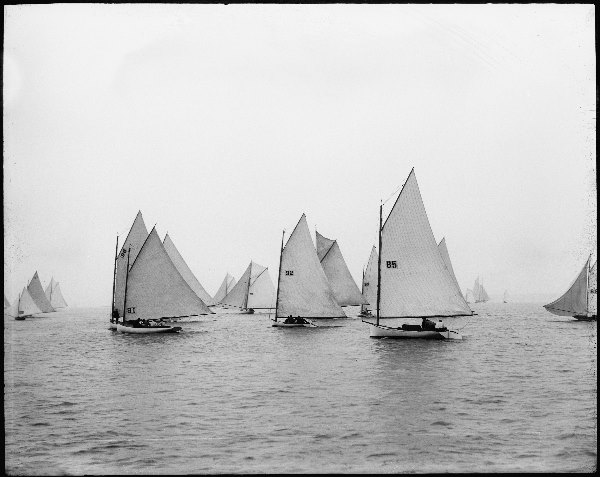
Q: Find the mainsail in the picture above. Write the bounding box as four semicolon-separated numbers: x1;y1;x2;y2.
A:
7;287;43;318
544;256;593;317
221;261;276;309
361;246;378;314
4;294;10;308
123;227;212;321
163;233;216;308
316;231;367;306
213;273;237;304
437;238;463;295
378;169;473;318
114;211;149;317
44;278;68;308
276;214;345;318
27;272;55;313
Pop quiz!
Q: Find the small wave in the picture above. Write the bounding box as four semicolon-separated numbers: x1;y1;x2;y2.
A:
367;452;398;458
31;422;50;427
431;421;452;427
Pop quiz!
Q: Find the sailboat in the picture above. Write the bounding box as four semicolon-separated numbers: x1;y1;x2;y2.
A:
363;169;472;339
544;255;596;321
464;289;475;304
6;287;42;320
213;273;237;305
27;272;55;313
163;233;216;308
358;246;378;317
472;277;490;303
220;261;276;313
316;231;368;307
116;226;213;333
503;290;509;303
110;211;149;330
272;214;346;327
4;294;11;310
44;278;68;309
438;238;464;296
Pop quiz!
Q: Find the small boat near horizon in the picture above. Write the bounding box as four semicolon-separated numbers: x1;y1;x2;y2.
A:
472;277;490;303
6;286;43;320
503;290;509;303
213;273;237;305
363;168;472;339
544;255;596;321
220;260;276;314
358;245;378;318
44;277;68;309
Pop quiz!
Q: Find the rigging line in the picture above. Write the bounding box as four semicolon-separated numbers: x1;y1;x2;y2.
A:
382;184;403;206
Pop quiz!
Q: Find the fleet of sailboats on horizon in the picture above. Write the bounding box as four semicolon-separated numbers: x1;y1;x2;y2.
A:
5;272;68;320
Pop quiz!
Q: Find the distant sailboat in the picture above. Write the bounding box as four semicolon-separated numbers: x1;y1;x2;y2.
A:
163;233;216;309
27;272;55;313
272;214;345;327
464;289;475;303
316;231;367;307
363;169;472;339
472;277;490;303
503;290;509;303
220;261;276;313
7;287;42;320
213;273;237;305
358;246;378;317
44;278;68;309
116;227;212;333
4;294;10;309
544;256;596;321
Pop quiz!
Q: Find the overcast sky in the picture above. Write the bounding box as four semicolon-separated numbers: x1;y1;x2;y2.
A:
4;4;596;306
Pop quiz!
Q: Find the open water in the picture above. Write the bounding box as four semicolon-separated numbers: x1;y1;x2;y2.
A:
4;303;597;474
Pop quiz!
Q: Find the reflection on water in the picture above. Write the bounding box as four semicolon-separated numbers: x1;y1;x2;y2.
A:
4;303;597;473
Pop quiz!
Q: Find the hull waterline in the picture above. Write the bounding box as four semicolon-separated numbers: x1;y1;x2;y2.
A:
368;323;462;340
116;324;182;334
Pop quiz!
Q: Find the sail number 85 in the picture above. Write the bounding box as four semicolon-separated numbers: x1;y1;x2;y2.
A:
386;261;397;269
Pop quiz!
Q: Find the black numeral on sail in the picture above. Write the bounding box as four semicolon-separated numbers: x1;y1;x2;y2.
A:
285;270;294;276
127;307;136;314
386;261;397;269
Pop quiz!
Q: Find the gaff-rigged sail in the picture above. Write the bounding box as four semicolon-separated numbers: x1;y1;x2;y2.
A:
361;246;378;314
114;211;149;317
7;287;42;318
123;227;212;321
277;214;345;318
544;256;591;317
316;231;367;306
221;261;276;309
588;261;597;316
45;278;68;308
27;272;55;313
378;169;473;318
213;273;237;304
163;233;215;308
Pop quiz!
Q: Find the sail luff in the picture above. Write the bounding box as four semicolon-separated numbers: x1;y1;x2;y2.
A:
220;263;252;308
361;245;378;314
588;260;597;315
247;264;276;309
27;272;55;313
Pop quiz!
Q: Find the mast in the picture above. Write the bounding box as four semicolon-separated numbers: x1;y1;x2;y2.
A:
586;254;591;315
122;248;131;324
111;235;119;317
274;230;285;322
244;261;252;310
376;201;382;326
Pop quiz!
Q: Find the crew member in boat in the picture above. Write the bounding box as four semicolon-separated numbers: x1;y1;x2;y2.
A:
421;317;436;330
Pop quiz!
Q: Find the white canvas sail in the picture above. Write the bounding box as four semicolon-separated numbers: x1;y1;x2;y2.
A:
544;257;590;317
437;238;463;295
472;277;490;303
27;272;55;313
361;246;378;314
4;294;10;308
114;211;149;317
163;233;215;308
45;278;68;308
465;289;474;303
123;227;212;321
213;273;236;304
503;290;509;302
480;285;490;302
379;169;473;318
16;287;43;317
221;261;276;309
277;214;345;318
316;231;367;306
588;261;597;315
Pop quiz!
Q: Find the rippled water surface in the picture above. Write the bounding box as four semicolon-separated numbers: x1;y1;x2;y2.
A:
4;303;597;474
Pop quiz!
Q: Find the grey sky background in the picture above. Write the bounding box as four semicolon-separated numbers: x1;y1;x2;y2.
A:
4;4;596;307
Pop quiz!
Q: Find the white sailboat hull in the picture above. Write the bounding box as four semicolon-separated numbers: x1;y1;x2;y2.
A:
117;324;181;334
271;319;317;328
368;323;462;340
